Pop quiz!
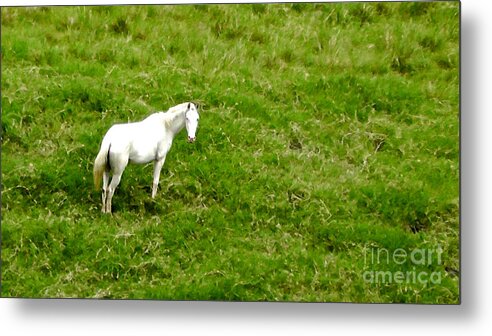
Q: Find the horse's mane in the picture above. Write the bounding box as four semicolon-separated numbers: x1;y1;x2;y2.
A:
163;102;190;129
167;102;190;113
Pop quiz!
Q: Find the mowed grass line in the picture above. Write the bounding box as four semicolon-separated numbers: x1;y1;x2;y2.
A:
1;2;459;303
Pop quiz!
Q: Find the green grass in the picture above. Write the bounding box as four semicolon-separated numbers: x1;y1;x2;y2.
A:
1;2;459;303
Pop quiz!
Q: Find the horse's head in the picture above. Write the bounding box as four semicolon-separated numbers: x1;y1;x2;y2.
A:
185;102;199;143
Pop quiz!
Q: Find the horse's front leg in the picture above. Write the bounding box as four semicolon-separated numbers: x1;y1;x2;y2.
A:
152;156;166;199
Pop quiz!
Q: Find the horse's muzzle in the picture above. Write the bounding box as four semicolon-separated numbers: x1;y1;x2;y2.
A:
188;136;196;143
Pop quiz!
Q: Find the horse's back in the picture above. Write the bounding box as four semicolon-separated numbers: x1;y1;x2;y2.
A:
104;114;157;142
142;111;166;122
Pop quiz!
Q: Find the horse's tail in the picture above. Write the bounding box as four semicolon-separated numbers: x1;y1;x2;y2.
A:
93;141;110;190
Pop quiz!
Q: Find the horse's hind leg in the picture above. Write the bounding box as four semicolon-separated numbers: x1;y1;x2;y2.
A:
104;150;128;213
106;173;122;213
102;170;110;213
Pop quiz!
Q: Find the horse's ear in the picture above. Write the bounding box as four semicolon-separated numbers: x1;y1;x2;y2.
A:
187;102;191;110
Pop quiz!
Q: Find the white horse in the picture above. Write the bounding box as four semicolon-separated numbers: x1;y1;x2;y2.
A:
93;102;199;213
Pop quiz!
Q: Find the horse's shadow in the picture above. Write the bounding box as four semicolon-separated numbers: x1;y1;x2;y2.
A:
107;183;164;215
110;198;161;215
141;197;162;214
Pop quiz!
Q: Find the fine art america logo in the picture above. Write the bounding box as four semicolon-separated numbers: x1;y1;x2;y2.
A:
362;245;443;285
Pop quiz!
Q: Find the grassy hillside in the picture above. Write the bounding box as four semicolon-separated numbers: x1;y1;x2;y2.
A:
1;2;459;303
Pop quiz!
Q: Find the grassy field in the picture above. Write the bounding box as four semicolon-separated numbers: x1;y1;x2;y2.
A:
1;2;459;303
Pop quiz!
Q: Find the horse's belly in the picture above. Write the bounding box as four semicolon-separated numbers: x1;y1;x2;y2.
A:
128;143;157;164
129;137;170;164
129;153;154;164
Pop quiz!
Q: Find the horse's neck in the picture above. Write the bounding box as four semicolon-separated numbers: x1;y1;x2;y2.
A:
165;110;186;138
